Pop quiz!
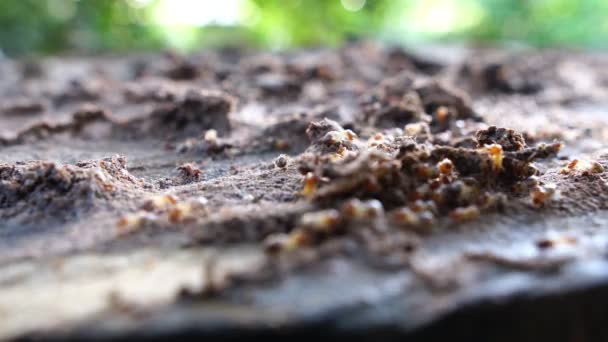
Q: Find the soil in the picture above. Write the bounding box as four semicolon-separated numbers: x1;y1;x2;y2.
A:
2;42;608;341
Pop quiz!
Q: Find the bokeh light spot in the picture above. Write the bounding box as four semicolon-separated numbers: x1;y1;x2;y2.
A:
341;0;366;12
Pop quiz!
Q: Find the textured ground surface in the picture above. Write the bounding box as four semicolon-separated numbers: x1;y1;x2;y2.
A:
2;43;608;341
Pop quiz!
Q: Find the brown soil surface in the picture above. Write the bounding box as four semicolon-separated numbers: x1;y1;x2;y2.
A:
2;42;608;340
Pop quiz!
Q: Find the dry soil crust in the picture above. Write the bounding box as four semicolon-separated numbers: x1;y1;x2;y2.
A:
2;43;608;341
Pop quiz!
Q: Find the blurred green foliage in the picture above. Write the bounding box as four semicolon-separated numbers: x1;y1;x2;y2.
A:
0;0;166;56
460;0;608;48
246;0;393;47
1;0;608;57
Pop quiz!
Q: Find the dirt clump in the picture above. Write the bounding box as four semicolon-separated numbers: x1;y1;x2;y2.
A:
476;126;526;151
0;155;144;222
133;89;234;139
